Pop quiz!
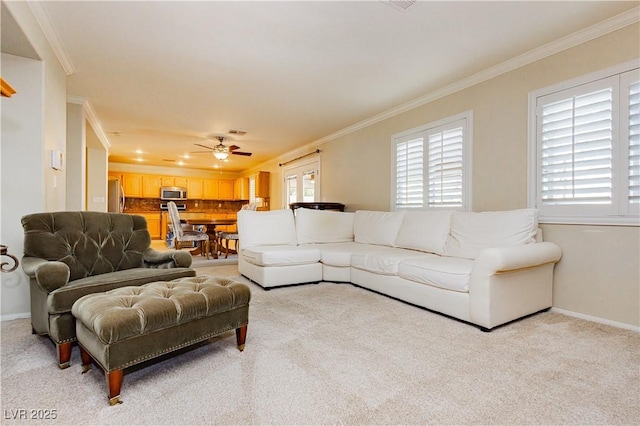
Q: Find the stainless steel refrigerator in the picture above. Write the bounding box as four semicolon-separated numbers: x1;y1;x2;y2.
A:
108;179;125;213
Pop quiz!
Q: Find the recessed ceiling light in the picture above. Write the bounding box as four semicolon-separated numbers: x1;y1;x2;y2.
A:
182;154;190;159
135;149;143;154
136;158;143;162
177;161;184;166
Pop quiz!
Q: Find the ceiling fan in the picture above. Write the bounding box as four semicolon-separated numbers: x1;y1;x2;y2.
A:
191;136;252;160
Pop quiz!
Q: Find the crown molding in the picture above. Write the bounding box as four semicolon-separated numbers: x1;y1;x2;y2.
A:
299;6;640;152
27;1;75;76
67;95;111;150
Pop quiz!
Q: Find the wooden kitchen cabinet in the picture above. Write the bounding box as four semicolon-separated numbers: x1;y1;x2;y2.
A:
136;212;161;240
219;180;234;200
187;178;203;199
203;179;219;200
122;173;142;197
254;171;270;198
142;175;161;198
160;212;169;242
160;177;174;186
160;176;188;187
234;177;249;200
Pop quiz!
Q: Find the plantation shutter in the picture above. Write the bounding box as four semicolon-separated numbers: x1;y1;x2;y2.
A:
628;80;640;206
531;66;640;223
395;136;424;208
538;80;614;209
428;125;464;207
249;176;256;204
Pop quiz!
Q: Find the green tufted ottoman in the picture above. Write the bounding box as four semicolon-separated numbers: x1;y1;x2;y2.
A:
71;276;251;405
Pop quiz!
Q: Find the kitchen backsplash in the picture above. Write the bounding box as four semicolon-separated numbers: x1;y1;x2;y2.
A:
125;198;248;213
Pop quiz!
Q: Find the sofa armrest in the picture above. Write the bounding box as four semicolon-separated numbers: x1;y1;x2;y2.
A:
472;242;562;275
143;248;193;268
469;242;562;330
21;257;70;293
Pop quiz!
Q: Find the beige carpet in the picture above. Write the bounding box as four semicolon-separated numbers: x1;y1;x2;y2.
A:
1;261;638;425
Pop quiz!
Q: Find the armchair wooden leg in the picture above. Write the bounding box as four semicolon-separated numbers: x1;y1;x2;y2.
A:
57;341;72;369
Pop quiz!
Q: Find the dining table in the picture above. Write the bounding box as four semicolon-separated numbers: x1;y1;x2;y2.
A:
185;218;237;259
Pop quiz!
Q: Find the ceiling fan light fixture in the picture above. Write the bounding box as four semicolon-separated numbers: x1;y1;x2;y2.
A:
212;140;229;160
213;151;228;160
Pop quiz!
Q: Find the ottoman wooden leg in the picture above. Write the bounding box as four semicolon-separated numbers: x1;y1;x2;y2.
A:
107;370;124;406
79;345;93;373
236;325;247;351
57;342;72;369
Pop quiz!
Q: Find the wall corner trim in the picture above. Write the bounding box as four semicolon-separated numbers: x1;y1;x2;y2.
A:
67;96;111;151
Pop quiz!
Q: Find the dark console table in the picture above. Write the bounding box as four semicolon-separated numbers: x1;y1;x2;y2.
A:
290;202;345;212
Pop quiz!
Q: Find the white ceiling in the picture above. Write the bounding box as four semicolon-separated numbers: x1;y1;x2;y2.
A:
25;1;639;172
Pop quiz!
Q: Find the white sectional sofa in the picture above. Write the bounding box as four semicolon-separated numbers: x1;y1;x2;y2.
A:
237;207;562;331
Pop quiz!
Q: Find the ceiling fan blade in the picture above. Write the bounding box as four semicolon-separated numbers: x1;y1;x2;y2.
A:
194;143;216;150
190;150;214;154
231;151;252;156
228;145;241;151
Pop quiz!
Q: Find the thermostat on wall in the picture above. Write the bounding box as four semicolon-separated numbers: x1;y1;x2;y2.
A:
51;150;63;170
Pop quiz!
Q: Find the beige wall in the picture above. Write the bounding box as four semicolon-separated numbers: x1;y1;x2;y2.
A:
286;24;639;327
1;1;68;318
66;102;86;210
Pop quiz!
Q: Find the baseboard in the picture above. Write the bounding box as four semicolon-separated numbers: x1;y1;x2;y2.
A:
551;307;640;333
1;312;30;322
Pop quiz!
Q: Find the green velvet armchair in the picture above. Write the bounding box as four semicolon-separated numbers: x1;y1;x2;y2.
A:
21;211;196;368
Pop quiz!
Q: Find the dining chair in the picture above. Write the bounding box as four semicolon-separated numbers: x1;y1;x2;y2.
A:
167;201;210;259
218;203;257;258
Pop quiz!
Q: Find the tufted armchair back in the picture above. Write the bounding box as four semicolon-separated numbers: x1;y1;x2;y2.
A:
22;211;151;282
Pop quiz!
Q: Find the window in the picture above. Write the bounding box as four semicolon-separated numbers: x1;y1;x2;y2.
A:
528;62;640;225
282;157;321;208
391;112;472;210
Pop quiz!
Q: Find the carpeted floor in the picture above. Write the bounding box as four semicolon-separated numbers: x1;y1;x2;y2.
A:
1;262;638;425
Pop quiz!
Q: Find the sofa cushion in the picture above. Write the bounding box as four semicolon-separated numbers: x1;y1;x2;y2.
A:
444;209;539;259
302;242;389;267
238;209;297;249
394;210;453;254
351;247;425;275
242;245;321;267
295;208;354;244
353;210;405;247
47;267;196;315
398;255;474;293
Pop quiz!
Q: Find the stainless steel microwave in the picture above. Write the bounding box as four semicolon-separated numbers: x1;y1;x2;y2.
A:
160;186;188;201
